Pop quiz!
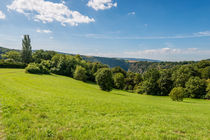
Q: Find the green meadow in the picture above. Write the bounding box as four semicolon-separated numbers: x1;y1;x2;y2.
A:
0;69;209;140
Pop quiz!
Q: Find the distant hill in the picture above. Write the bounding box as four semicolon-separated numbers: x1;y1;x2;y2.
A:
0;46;198;73
81;55;130;71
122;58;161;62
128;61;196;73
0;47;159;71
0;47;19;59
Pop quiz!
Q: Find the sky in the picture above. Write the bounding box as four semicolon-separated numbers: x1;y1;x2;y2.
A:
0;0;210;61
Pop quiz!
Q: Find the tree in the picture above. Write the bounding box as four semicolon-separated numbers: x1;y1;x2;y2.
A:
169;87;185;101
1;51;21;62
50;54;77;77
73;65;87;82
157;69;173;96
134;73;142;85
32;50;56;63
113;73;125;89
124;72;136;90
172;65;198;87
95;68;113;91
185;77;207;98
201;66;210;79
196;60;210;69
139;69;160;95
205;83;210;99
21;35;32;63
111;66;127;77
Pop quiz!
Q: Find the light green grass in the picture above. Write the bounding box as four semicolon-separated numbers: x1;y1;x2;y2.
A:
0;68;209;140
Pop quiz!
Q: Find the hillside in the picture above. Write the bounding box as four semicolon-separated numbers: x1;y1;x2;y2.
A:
81;55;130;71
0;47;157;71
128;61;196;73
0;69;209;139
0;47;209;73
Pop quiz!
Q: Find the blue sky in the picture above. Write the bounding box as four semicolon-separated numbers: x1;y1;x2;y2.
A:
0;0;210;61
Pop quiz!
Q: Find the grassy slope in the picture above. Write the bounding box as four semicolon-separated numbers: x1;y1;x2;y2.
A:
0;69;209;140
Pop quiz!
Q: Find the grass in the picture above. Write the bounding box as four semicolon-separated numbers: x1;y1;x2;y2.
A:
0;68;209;140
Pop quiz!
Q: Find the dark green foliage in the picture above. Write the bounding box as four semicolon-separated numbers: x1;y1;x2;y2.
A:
33;50;56;63
113;73;125;89
124;72;136;90
86;62;108;82
0;60;26;68
185;77;207;98
169;87;185;101
139;69;160;95
75;54;83;61
25;63;41;74
95;68;113;91
128;61;195;74
172;65;198;88
73;65;87;82
1;51;21;62
21;35;32;64
40;60;51;70
200;66;210;79
205;91;210;99
157;69;173;96
196;60;210;69
111;66;127;76
134;73;142;85
206;80;210;99
25;62;50;74
50;54;77;77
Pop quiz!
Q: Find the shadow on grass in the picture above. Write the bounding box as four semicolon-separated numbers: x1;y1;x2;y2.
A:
112;92;128;96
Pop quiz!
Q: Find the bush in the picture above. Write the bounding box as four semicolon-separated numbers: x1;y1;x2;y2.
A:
0;60;26;68
73;65;87;82
169;87;185;101
25;63;50;74
25;63;41;74
205;82;210;99
95;68;113;91
185;77;207;98
113;73;125;89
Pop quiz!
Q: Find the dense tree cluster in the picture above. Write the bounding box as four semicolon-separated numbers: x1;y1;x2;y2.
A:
1;35;210;100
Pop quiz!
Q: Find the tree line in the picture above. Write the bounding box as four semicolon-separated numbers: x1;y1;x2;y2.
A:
1;35;210;101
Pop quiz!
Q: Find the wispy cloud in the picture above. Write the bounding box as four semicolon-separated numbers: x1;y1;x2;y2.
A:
36;29;52;34
7;0;95;26
87;0;117;11
84;47;210;61
128;12;135;15
76;31;210;40
0;10;6;19
123;47;210;61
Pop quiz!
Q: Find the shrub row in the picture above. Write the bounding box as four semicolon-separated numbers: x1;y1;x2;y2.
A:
0;61;26;68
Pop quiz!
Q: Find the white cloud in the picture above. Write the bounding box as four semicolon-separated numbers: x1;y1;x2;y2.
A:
7;0;95;26
36;29;52;34
123;47;210;61
77;30;210;40
87;0;117;11
128;12;135;15
0;10;6;19
83;46;210;61
194;31;210;36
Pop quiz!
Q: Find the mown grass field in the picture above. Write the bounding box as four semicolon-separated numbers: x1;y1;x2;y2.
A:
0;69;209;140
